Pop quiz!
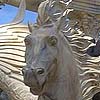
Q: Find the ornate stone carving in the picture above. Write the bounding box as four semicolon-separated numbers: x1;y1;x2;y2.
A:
23;0;100;100
0;0;38;100
67;1;100;99
1;0;100;100
22;0;81;100
68;0;100;14
79;13;100;39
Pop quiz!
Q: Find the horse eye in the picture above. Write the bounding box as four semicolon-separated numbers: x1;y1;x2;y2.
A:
36;68;45;75
47;36;58;46
24;37;31;45
24;39;31;45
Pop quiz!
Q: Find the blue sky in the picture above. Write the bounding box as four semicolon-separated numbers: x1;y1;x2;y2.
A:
0;4;38;25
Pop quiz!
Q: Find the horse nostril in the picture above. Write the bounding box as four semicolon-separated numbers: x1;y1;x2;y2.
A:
36;68;45;75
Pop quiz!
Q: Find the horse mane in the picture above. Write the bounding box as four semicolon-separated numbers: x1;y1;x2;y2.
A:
56;31;81;100
66;29;100;100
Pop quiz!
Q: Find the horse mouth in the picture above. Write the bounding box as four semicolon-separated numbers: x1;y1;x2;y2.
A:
30;87;42;95
24;79;43;95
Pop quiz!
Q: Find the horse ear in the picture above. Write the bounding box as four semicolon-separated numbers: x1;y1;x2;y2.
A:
28;22;34;33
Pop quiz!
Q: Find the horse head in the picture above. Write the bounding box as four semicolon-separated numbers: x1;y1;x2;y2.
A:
22;25;59;95
22;23;81;100
22;1;81;100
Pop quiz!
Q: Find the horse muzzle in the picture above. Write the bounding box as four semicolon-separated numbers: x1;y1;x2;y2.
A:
22;67;45;94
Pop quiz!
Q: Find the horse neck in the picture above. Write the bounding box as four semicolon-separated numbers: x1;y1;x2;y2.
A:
55;35;81;100
43;34;81;100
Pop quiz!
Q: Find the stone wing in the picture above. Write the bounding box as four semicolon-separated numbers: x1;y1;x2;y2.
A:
0;24;38;100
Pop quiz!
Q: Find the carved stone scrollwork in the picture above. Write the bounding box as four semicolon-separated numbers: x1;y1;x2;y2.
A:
78;13;100;39
68;11;100;39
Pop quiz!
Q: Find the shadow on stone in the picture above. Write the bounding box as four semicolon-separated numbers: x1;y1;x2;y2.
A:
92;92;100;100
86;39;100;57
